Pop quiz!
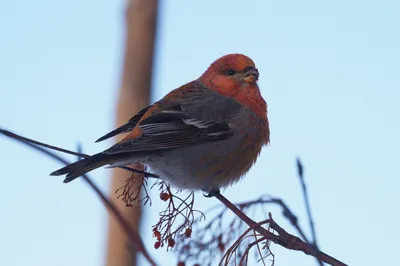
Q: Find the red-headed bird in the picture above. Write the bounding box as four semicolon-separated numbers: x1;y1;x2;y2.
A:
51;54;270;192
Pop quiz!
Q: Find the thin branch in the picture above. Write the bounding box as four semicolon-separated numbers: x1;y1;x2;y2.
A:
297;157;323;266
0;128;157;266
297;158;318;243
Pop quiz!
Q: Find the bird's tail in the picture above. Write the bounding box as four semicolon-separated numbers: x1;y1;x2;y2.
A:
50;153;112;183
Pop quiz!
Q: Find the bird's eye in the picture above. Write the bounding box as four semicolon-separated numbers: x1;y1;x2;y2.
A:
227;69;236;76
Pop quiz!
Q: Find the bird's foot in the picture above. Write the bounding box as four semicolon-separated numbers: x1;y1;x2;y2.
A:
202;188;220;198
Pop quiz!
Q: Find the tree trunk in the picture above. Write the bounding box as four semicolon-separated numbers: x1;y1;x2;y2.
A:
105;1;158;266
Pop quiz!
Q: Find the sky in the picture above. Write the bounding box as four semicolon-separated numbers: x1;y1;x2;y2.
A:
1;0;399;265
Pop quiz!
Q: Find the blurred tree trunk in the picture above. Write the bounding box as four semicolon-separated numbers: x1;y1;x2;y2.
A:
105;1;158;266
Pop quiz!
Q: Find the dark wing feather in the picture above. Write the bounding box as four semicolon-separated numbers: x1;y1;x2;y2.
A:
103;104;233;155
95;105;153;143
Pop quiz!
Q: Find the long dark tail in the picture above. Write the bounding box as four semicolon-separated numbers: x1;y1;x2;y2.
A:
50;153;112;183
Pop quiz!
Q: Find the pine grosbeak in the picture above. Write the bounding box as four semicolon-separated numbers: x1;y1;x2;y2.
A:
51;54;270;192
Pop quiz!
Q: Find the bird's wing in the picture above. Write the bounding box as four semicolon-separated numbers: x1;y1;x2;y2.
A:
95;105;153;143
103;81;243;154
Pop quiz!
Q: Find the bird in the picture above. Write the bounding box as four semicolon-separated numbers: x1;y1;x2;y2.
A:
51;54;270;192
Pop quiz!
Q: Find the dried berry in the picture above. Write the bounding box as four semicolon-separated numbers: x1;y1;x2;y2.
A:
184;228;192;238
168;238;176;248
218;242;225;252
153;230;161;241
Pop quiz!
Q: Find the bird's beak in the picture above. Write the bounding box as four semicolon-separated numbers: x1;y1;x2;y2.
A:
243;68;259;83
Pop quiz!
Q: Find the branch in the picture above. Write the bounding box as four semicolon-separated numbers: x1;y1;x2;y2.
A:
212;191;347;266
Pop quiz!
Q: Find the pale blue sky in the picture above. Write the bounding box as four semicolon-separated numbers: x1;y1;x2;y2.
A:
1;0;399;265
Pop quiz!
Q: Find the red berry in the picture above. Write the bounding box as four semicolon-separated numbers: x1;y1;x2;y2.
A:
154;241;161;249
160;192;171;201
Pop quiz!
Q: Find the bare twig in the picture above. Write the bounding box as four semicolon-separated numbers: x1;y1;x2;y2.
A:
0;128;157;266
220;219;272;265
297;157;323;266
297;158;317;243
116;172;152;206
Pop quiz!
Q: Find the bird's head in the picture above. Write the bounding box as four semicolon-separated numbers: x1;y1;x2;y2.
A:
199;54;267;120
200;53;259;89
